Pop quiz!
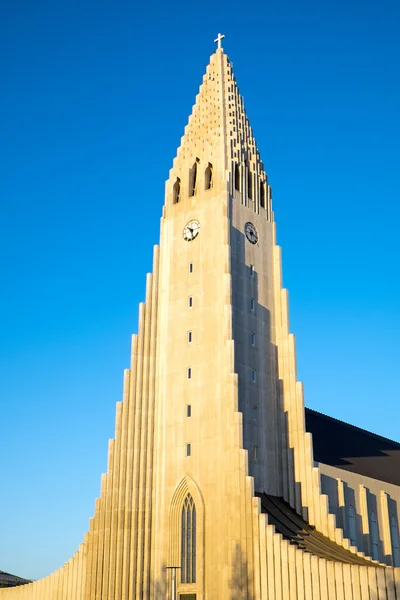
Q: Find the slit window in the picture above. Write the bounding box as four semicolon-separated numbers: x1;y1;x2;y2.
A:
188;296;193;308
252;406;258;421
187;405;191;417
251;333;256;347
260;181;266;208
390;516;400;566
253;446;258;460
247;168;253;200
234;164;240;191
186;444;191;457
187;368;192;380
250;298;255;311
205;163;213;190
189;160;198;197
370;511;379;560
347;505;357;546
173;177;181;204
250;264;254;277
252;369;257;383
189;262;193;274
188;331;192;343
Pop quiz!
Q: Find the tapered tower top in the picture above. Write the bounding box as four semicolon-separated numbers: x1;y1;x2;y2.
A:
166;37;272;218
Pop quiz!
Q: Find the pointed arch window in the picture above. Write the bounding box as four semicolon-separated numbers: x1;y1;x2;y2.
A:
347;505;357;546
370;511;379;560
390;516;400;566
205;163;213;190
173;178;181;204
234;164;241;191
260;181;266;208
181;493;196;583
189;161;198;197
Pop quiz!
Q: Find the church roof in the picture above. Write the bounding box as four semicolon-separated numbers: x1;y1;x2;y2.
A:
0;570;31;588
257;493;377;566
305;407;400;487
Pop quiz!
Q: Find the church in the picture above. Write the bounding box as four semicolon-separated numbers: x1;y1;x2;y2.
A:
2;36;400;599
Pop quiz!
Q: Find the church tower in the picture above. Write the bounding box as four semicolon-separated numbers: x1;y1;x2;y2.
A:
153;40;276;598
2;37;400;600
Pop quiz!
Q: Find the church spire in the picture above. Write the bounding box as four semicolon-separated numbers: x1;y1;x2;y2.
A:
166;38;272;218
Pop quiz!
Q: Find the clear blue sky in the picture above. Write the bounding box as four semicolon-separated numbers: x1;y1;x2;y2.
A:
1;0;399;581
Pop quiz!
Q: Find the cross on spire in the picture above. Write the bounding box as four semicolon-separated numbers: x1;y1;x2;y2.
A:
214;33;225;49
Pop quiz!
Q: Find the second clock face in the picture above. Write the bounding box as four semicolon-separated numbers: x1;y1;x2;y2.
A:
183;220;200;242
244;221;258;244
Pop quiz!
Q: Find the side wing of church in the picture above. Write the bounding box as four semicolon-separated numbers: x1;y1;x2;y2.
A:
2;42;400;599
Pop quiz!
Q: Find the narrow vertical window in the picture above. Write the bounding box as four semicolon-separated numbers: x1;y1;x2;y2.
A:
250;297;255;311
192;505;196;581
370;511;379;560
247;168;253;200
187;367;192;379
188;296;193;308
187;501;192;581
181;500;186;580
253;446;258;460
187;405;191;417
188;331;192;343
260;181;266;208
189;262;193;274
251;332;256;347
205;162;213;190
390;516;400;567
234;164;241;191
252;406;258;421
347;505;357;546
181;494;196;583
252;369;257;383
189;160;198;197
186;444;191;457
250;264;254;277
173;177;181;204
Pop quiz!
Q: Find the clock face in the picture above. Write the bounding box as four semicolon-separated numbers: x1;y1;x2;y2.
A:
244;222;258;244
183;220;201;242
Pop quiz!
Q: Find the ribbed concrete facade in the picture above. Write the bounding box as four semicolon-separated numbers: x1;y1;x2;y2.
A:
2;45;399;599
